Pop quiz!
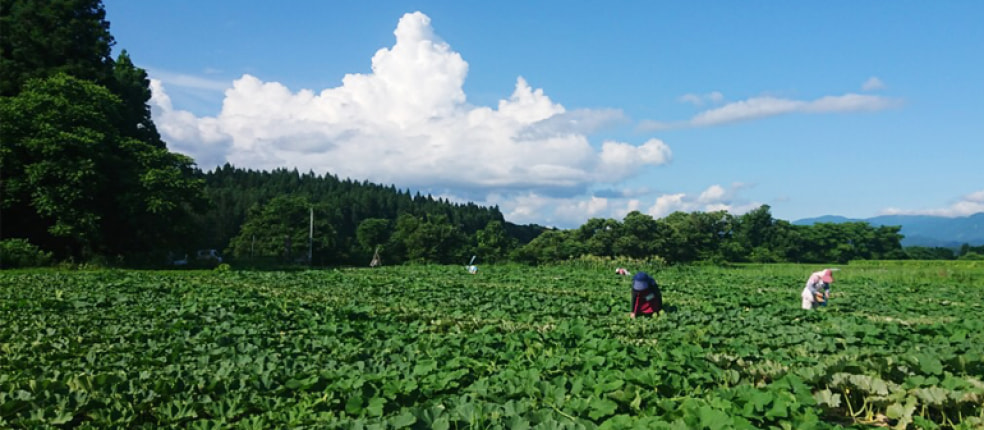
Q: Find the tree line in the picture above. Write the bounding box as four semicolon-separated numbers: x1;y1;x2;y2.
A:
903;244;984;261
2;0;976;268
196;165;541;266
194;169;905;266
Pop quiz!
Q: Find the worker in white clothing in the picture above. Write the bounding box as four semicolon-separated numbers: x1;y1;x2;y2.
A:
801;268;834;310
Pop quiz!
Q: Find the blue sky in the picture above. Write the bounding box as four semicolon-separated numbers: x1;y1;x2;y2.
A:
103;1;984;228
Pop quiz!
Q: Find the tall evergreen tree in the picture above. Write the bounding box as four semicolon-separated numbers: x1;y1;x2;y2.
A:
0;0;115;96
111;50;162;146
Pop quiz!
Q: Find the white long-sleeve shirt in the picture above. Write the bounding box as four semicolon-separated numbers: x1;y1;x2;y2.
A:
801;270;831;309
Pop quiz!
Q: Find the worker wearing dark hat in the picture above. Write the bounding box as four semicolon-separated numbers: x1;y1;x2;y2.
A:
629;271;662;318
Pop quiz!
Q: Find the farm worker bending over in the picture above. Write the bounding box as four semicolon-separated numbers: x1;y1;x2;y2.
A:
801;268;834;310
629;271;663;318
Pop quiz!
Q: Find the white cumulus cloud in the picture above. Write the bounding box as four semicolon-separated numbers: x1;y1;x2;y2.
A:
492;192;611;227
150;11;668;217
149;79;231;168
646;184;761;218
879;190;984;217
488;182;761;228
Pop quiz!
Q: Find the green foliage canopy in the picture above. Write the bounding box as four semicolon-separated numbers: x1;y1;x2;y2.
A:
227;195;336;263
0;0;116;96
1;73;204;261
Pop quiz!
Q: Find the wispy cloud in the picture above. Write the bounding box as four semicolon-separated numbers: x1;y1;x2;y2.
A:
146;68;232;92
518;108;628;139
592;186;655;199
861;76;885;91
678;91;723;106
879;190;984;217
640;92;901;130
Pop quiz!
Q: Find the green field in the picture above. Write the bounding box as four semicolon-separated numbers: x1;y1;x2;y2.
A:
2;262;982;429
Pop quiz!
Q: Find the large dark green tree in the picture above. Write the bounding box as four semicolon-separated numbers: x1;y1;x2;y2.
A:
574;218;622;258
613;211;659;259
655;211;732;263
869;225;906;260
387;213;468;264
511;229;582;265
0;73;204;260
474;220;516;263
356;218;391;253
227;195;336;263
1;0;115;96
721;205;800;262
0;74;115;256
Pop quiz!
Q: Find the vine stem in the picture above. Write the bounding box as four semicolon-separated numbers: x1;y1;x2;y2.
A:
550;405;577;422
844;392;857;419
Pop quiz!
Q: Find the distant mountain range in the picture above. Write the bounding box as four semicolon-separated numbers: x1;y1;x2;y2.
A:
793;213;984;248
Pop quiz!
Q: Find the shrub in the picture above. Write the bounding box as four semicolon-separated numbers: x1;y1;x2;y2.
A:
0;239;53;268
958;252;984;261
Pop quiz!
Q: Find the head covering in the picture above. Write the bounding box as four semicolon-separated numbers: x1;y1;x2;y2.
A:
632;271;653;291
820;269;834;283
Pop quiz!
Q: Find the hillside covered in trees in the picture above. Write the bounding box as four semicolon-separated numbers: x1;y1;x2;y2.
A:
4;0;980;268
195;165;543;266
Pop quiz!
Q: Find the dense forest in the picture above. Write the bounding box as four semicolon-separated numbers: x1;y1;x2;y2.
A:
2;0;981;268
195;165;542;266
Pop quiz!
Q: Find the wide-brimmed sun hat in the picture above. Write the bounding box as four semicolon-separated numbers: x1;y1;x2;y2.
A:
821;269;834;283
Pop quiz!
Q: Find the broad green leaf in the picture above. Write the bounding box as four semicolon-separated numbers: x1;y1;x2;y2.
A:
915;354;944;376
389;411;416;428
345;395;364;415
698;405;731;430
913;387;949;406
366;396;385;417
765;395;789;419
413;359;438;376
594;379;624;394
812;389;841;408
588;397;618;420
431;416;450;430
502;415;530;430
